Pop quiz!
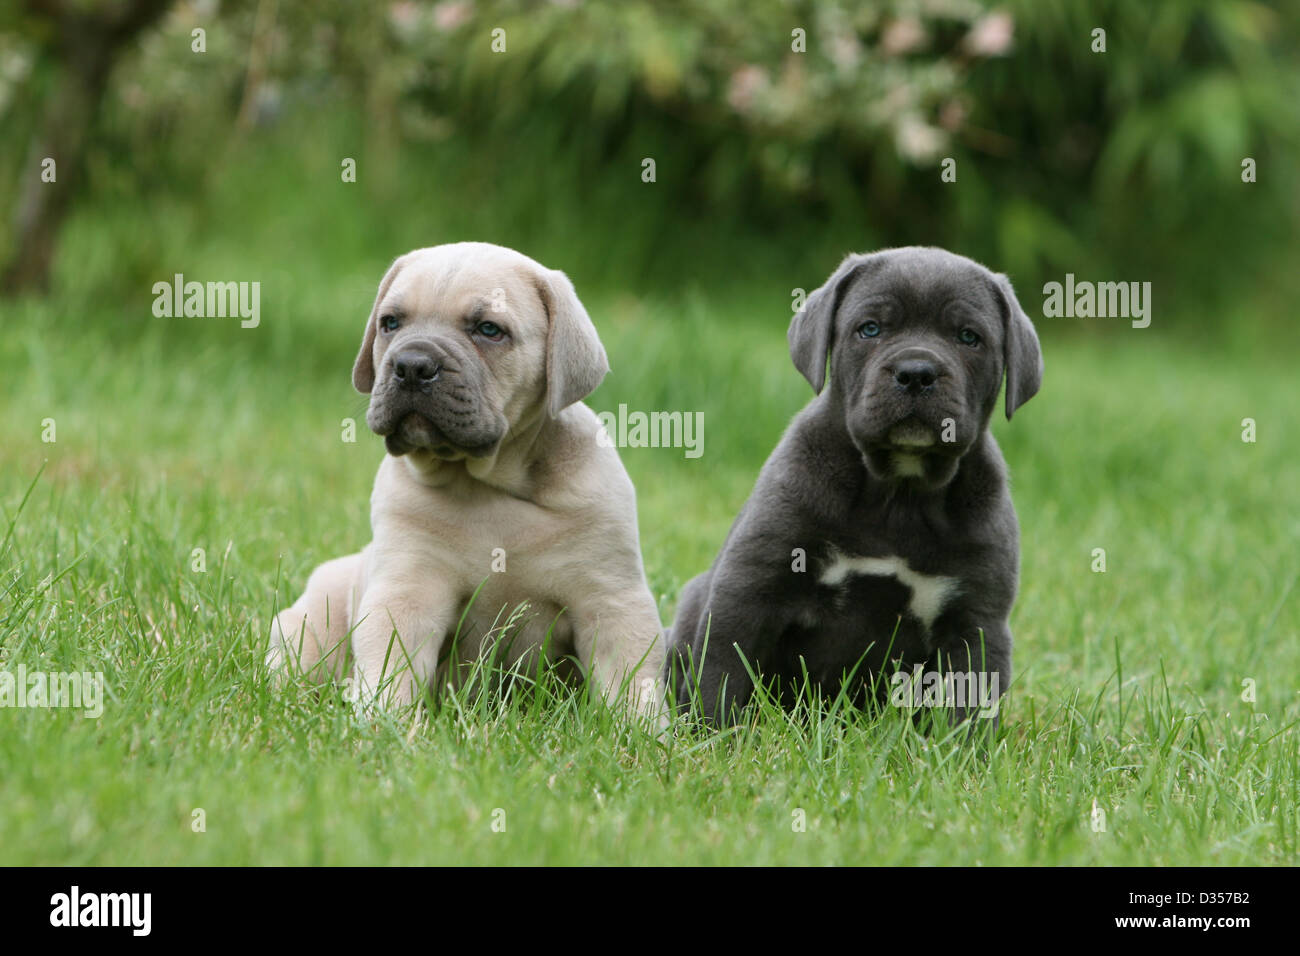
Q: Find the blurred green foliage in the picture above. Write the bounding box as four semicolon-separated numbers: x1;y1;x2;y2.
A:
1;0;1297;326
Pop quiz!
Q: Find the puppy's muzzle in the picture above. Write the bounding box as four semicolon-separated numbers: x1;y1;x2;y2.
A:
885;348;948;397
892;358;939;395
391;348;443;393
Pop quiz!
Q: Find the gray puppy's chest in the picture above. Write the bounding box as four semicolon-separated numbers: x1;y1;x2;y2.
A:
784;545;961;675
819;549;959;631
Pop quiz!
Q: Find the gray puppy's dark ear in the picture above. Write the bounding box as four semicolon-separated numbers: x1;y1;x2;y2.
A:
537;268;609;417
788;254;870;394
991;272;1043;419
352;255;408;394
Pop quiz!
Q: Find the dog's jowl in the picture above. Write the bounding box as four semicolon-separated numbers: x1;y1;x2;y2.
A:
267;243;664;716
665;247;1043;726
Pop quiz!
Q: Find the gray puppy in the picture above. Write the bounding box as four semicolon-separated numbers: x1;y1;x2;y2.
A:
665;247;1042;725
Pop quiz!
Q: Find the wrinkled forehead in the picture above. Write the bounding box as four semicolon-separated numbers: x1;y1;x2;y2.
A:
382;247;542;319
840;250;998;317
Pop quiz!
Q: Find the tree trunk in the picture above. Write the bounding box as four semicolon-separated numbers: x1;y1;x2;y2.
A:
1;53;110;295
1;0;173;297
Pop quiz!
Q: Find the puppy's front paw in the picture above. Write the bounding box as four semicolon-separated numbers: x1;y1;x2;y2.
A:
266;609;310;681
630;676;671;733
267;605;352;685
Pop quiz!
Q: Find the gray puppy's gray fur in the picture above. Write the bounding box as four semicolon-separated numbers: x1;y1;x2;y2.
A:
665;247;1042;725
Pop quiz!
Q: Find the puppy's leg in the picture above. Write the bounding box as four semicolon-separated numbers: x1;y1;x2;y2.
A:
570;591;666;721
927;626;1012;731
682;571;795;725
268;552;363;683
663;570;711;708
350;549;459;710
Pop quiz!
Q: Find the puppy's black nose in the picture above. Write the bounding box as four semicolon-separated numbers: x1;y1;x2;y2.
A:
392;350;441;390
893;359;938;394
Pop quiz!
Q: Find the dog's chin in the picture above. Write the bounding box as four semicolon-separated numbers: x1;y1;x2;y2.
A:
854;419;968;489
376;413;499;461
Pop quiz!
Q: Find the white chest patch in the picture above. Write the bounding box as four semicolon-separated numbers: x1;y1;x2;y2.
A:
818;550;959;631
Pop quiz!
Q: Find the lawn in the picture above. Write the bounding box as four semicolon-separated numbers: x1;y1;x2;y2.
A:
1;208;1297;865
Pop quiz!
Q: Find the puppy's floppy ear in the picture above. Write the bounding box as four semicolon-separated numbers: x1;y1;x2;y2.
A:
536;268;609;417
991;272;1043;420
788;253;875;393
352;255;408;394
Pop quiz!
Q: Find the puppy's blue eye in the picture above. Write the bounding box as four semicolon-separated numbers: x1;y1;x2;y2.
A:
958;328;980;346
379;315;400;333
475;321;506;341
857;320;881;338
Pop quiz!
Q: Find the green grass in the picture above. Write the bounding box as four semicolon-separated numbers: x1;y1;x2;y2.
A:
2;268;1296;865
